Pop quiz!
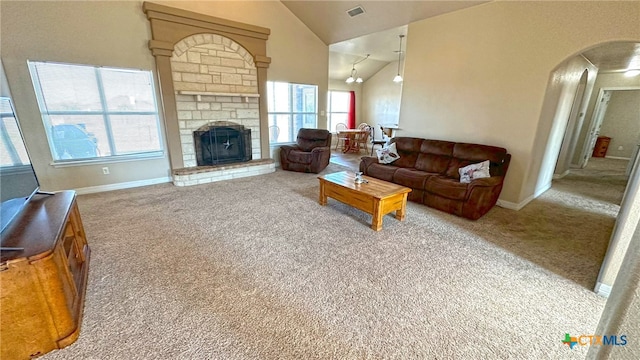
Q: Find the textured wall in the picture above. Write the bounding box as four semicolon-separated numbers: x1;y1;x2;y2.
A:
362;61;402;141
599;90;640;159
399;1;640;205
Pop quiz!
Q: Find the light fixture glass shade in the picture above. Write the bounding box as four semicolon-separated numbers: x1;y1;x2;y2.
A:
393;35;405;83
345;54;370;84
624;69;640;77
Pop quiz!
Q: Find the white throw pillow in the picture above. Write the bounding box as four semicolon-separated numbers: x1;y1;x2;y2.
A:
458;160;491;183
376;142;400;164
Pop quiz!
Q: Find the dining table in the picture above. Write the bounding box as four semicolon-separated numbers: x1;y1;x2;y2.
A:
337;129;368;153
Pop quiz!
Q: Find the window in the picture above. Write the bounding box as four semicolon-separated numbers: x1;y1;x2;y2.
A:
327;91;350;132
0;97;31;168
266;82;317;144
28;61;163;162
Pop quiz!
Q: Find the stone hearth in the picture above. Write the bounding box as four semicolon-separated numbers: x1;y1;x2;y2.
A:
173;159;275;187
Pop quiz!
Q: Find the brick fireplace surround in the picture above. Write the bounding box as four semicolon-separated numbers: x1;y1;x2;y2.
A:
143;2;275;186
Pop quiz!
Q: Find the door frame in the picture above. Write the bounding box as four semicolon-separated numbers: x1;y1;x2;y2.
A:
579;86;640;168
555;70;589;178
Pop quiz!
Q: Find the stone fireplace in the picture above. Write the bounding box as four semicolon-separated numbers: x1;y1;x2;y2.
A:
171;33;263;168
144;3;274;186
194;121;251;166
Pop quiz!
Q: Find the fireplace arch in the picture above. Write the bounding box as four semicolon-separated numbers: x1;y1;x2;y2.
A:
143;2;271;170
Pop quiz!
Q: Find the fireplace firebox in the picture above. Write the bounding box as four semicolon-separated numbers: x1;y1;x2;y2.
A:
194;123;252;166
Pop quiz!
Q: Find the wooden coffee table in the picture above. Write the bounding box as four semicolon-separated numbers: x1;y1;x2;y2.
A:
318;171;412;231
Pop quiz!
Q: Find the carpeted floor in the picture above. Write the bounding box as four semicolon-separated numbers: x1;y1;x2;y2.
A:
41;158;627;359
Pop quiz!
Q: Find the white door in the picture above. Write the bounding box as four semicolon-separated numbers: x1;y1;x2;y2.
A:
582;90;612;168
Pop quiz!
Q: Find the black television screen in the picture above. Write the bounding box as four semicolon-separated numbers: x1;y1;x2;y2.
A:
0;97;39;235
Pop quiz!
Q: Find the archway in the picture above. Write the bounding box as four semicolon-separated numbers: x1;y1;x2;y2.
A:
536;41;640;296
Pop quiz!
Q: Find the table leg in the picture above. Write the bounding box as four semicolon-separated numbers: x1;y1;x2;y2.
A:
342;135;354;153
319;181;327;205
394;194;408;221
371;198;383;231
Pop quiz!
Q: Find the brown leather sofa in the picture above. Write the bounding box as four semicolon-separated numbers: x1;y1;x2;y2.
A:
360;137;511;220
280;128;331;173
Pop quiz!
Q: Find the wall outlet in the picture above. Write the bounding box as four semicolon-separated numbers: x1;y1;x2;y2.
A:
618;146;624;151
102;167;110;175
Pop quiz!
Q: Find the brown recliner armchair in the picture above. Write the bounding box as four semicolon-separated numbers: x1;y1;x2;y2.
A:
279;128;331;173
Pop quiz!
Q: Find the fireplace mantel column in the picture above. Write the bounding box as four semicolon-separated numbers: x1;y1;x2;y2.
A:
149;40;184;169
255;55;271;160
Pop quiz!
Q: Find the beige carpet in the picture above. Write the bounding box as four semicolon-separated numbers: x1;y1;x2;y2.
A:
41;159;626;359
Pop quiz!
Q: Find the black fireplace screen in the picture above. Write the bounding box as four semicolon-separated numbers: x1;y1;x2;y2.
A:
194;124;252;166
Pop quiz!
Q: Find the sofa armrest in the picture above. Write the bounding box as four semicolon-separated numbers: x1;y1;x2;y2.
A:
310;146;331;173
468;176;503;188
359;156;378;173
462;176;505;220
310;146;330;154
280;144;301;153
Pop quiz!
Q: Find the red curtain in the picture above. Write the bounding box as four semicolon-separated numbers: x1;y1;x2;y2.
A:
348;91;356;129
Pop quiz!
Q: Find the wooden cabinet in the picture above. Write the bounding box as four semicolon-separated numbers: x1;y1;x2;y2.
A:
1;191;90;359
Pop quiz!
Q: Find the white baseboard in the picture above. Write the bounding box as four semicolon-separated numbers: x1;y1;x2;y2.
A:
496;182;551;211
552;170;570;179
74;176;172;195
605;155;631;160
594;282;612;297
496;199;522;210
534;181;552;198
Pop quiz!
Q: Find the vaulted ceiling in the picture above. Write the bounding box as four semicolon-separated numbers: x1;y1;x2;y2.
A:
281;0;489;82
281;1;640;82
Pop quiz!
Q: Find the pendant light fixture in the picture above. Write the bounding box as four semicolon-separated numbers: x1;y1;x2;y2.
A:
345;54;370;84
393;35;405;83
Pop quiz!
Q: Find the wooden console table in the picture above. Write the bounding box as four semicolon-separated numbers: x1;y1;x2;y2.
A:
0;191;90;359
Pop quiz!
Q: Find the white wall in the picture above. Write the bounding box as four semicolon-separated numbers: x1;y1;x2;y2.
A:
399;1;640;205
1;1;328;190
599;90;640;159
362;61;402;141
0;60;12;98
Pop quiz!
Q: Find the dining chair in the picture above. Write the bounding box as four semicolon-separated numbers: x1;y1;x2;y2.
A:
357;123;369;130
354;126;370;154
335;123;348;150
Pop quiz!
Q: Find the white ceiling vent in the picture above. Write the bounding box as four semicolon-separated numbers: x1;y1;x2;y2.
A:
346;5;365;18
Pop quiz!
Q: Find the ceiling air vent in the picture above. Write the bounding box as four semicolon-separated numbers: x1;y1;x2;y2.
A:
346;5;365;18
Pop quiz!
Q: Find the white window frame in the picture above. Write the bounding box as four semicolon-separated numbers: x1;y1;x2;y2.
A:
267;81;318;144
28;61;164;165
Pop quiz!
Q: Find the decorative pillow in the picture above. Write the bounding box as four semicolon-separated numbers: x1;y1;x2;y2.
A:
376;142;400;164
458;160;490;183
